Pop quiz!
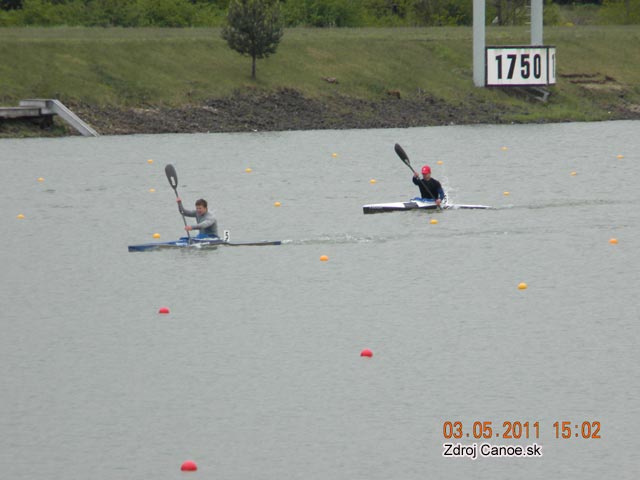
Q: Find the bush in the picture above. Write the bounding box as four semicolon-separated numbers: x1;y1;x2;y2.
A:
281;0;365;27
20;0;65;26
544;0;563;25
599;0;640;23
557;3;601;25
409;0;473;26
1;0;637;27
1;0;227;26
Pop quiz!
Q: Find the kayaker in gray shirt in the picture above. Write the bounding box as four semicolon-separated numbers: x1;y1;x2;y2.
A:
176;198;219;238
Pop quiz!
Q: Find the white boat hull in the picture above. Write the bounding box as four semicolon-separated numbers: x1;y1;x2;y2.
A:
362;198;493;214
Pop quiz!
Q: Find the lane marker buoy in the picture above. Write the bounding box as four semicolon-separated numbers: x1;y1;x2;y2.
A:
320;255;329;262
360;349;373;357
518;282;528;290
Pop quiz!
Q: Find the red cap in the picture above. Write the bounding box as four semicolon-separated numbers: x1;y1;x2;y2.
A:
421;165;431;174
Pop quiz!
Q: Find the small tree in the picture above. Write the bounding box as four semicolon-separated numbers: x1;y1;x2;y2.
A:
222;0;284;79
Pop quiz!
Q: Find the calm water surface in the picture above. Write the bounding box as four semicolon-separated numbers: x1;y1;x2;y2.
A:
1;121;639;480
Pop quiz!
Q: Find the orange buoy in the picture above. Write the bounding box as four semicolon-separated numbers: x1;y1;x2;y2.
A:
320;255;329;262
360;349;373;357
158;307;170;314
181;460;197;471
518;282;528;290
609;238;618;244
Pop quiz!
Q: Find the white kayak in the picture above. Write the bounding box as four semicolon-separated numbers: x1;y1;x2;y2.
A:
362;198;494;214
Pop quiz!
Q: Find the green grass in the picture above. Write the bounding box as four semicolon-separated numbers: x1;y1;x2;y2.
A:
0;26;639;123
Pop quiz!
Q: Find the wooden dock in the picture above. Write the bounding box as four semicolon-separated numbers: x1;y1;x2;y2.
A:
0;99;98;136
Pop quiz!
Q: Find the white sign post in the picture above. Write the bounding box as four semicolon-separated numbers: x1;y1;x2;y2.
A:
473;0;486;87
473;0;556;88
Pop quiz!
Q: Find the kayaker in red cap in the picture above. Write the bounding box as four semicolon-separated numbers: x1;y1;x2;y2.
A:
412;165;445;206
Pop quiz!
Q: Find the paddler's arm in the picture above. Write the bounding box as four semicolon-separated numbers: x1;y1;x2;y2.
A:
190;213;216;231
437;183;445;205
176;197;196;217
433;184;445;206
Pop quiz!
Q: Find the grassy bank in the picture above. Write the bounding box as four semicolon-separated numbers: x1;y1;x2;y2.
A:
1;26;639;136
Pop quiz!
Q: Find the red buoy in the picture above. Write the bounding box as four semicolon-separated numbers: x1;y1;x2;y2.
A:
360;349;373;357
181;460;197;471
158;307;170;314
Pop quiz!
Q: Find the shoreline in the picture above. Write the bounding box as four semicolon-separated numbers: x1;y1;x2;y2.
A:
3;87;640;138
74;89;522;135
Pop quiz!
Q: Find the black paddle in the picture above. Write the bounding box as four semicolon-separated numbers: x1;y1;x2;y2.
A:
165;164;192;244
394;143;441;209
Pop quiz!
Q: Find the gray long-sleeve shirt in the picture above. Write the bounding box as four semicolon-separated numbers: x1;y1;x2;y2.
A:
178;202;219;237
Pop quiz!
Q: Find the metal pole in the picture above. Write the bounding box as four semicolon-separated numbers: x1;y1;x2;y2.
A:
473;0;486;87
531;0;543;45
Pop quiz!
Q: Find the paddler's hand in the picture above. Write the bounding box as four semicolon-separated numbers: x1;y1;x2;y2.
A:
413;173;419;179
184;226;193;231
436;199;442;206
176;197;182;203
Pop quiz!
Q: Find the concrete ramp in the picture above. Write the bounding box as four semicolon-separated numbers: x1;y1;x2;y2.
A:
20;99;99;137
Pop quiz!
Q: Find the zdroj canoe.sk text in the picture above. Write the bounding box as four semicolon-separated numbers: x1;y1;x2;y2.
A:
442;443;543;459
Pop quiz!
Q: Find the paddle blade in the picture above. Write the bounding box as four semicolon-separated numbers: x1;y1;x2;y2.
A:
165;164;178;189
394;143;409;162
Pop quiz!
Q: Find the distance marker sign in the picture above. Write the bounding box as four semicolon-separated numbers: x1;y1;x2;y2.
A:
486;46;556;86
